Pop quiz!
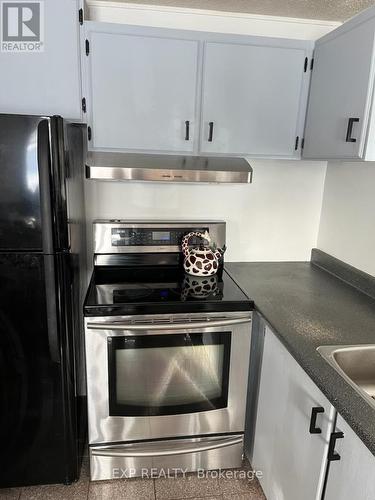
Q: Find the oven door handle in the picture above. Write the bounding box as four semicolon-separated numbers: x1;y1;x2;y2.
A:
86;317;251;332
91;435;243;458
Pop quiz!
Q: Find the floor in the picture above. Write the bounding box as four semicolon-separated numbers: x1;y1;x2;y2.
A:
0;458;265;500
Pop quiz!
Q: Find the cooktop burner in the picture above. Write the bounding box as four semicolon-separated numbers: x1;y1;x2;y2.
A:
84;266;253;316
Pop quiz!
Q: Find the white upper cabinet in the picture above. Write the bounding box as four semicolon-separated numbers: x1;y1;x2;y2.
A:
201;41;311;158
303;8;375;160
252;325;335;500
83;23;312;157
0;0;82;119
86;25;199;152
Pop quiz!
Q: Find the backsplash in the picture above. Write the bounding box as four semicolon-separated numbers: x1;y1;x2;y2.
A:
84;159;327;262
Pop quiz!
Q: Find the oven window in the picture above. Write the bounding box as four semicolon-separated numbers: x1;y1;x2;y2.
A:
108;333;231;416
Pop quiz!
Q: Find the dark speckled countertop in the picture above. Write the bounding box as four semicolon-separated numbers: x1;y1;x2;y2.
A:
226;259;375;456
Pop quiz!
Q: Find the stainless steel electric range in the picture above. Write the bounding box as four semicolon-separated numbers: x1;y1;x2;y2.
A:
84;221;253;481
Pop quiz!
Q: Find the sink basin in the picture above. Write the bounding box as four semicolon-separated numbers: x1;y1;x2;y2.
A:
317;345;375;409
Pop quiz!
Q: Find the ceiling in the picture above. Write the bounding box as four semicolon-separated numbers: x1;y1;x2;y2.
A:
107;0;375;21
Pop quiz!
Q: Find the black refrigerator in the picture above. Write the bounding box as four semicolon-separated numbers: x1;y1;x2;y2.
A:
0;114;87;487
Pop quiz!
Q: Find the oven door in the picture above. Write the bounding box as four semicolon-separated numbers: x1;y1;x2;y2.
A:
85;313;252;445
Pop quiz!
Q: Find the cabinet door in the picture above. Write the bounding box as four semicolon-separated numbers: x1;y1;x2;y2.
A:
325;414;375;500
303;15;375;159
200;41;310;157
0;0;81;119
252;326;335;500
251;325;290;497
87;27;199;152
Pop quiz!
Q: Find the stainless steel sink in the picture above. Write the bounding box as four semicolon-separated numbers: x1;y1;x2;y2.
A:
317;345;375;409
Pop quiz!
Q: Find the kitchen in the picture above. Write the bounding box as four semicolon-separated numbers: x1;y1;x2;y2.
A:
1;0;375;499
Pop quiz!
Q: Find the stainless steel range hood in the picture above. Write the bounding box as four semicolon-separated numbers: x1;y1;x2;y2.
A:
85;152;252;184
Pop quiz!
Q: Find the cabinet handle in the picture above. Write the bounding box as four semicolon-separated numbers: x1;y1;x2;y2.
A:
328;431;344;461
185;120;190;141
208;122;214;142
345;117;359;143
309;406;324;434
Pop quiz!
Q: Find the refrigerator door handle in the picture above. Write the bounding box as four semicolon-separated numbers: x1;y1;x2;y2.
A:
50;116;70;251
37;119;54;254
43;254;60;363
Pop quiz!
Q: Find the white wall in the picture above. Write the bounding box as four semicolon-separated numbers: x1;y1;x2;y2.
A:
317;162;375;276
85;159;327;261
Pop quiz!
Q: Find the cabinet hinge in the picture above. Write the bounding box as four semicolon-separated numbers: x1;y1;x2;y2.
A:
304;57;308;72
85;39;90;56
78;8;83;25
294;136;300;151
88;126;92;141
82;97;87;113
301;137;305;150
310;58;314;71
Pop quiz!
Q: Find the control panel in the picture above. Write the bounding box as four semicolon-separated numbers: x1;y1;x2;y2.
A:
111;228;207;247
93;221;225;255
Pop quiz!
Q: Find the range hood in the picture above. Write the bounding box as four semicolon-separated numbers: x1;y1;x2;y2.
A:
85;152;253;184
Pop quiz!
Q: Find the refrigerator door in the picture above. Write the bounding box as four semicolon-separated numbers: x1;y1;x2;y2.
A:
0;115;44;250
0;114;71;253
0;252;79;487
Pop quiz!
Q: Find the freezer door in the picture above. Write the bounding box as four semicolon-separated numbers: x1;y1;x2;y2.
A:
0;252;79;487
0;114;45;250
0;114;73;253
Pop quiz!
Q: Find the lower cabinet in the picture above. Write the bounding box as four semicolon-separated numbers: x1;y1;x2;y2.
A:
324;415;375;500
252;324;375;500
252;325;335;500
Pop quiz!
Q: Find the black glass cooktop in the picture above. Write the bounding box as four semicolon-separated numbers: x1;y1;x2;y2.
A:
84;266;253;316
